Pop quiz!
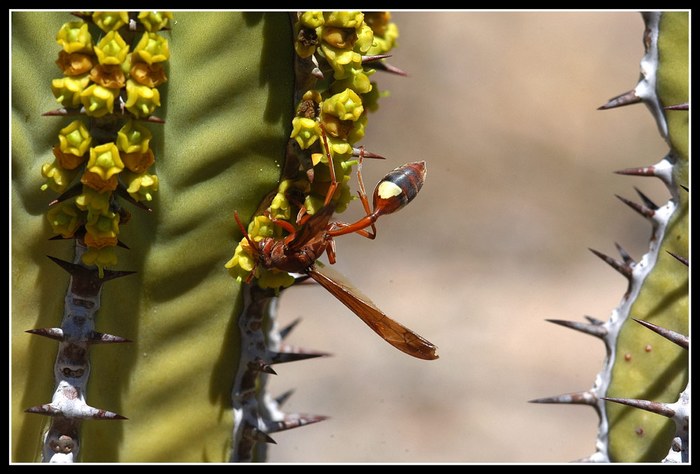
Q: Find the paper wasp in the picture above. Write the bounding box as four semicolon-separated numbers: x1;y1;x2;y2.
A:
234;131;438;360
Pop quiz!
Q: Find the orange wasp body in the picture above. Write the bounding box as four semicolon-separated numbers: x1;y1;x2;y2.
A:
234;136;438;360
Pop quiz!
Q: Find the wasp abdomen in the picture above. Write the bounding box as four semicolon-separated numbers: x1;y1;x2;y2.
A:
372;161;426;216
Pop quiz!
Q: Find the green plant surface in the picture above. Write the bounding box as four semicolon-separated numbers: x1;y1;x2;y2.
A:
605;11;688;462
11;11;292;462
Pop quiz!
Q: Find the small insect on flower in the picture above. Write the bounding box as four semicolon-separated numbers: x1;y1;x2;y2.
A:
234;129;438;360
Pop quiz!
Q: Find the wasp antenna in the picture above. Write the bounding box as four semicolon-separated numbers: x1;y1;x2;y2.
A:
598;89;641;110
546;318;608;339
632;318;688;349
529;391;598;406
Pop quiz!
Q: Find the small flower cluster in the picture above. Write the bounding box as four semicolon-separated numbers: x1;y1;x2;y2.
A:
227;11;400;289
42;12;171;276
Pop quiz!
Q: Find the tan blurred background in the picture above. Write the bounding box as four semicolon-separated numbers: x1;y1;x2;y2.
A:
267;12;670;463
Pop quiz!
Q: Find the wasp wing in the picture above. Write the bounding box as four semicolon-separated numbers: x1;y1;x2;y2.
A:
287;204;336;252
308;264;439;360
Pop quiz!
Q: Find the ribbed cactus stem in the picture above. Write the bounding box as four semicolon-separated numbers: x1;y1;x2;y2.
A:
26;242;131;462
535;11;688;463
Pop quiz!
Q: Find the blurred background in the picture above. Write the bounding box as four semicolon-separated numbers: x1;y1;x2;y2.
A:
267;12;670;463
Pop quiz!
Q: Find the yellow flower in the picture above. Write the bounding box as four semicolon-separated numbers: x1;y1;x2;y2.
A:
80;84;118;117
132;32;170;65
299;11;324;29
58;120;91;157
84;209;120;248
138;11;173;32
116;120;153;154
323;11;364;29
291;117;321;149
94;31;130;65
56;21;93;54
81;143;123;192
46;201;84;238
75;186;111;214
81;247;118;278
92;11;129;33
51;74;90;108
322;88;364;121
40;159;74;193
125;79;161;118
124;171;159;202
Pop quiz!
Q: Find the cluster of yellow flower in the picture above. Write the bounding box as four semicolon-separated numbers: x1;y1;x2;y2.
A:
41;11;172;277
226;11;399;289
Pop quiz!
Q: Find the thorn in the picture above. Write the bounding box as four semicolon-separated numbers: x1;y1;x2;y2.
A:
142;115;165;124
48;183;83;206
279;318;302;340
664;102;688;110
116;239;131;250
351;147;386;160
274;389;295;407
584;315;606;326
614;165;657;177
529;391;597;406
615;194;656;219
598;90;641;110
614;242;635;266
250;428;277;444
546;319;607;338
362;53;392;63
26;327;64;341
48;255;136;282
88;331;132;344
602;397;676;418
248;359;277;375
25;404;127;420
632;318;688;350
666;251;688;267
680;184;688;193
114;184;153;212
269;347;330;364
372;61;408;77
268;413;329;433
42;107;74;117
634;187;659;210
588;248;632;279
